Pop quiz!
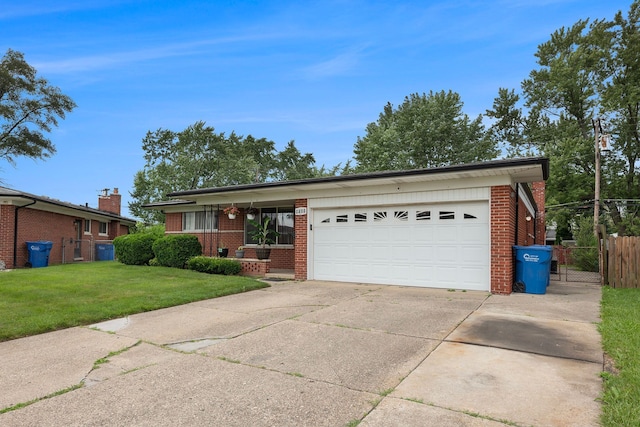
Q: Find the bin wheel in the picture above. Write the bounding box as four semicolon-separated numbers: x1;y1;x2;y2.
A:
25;262;32;268
513;281;525;293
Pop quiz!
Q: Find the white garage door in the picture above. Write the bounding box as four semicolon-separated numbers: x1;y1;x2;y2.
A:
312;202;490;291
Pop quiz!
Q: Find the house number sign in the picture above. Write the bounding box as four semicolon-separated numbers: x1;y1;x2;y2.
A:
295;207;307;216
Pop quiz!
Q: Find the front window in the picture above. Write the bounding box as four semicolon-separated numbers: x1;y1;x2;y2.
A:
182;210;217;231
245;207;294;245
99;221;108;235
84;219;91;234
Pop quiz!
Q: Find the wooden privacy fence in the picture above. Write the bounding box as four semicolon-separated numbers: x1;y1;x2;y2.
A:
607;236;640;288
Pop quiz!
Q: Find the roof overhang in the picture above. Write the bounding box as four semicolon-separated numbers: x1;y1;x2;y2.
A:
0;188;137;225
146;157;549;210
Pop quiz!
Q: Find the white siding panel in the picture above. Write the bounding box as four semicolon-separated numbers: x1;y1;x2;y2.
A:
309;187;490;209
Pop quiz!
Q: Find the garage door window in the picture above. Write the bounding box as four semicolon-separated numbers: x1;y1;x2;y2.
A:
355;213;367;222
319;208;482;225
394;211;408;221
439;211;455;220
374;211;387;221
416;210;431;220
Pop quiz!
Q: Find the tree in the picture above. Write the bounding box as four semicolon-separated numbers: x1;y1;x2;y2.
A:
271;140;317;182
0;49;76;165
353;91;497;172
130;121;339;223
487;3;640;236
597;2;640;235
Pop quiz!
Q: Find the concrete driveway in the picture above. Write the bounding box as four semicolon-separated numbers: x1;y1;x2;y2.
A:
0;280;602;426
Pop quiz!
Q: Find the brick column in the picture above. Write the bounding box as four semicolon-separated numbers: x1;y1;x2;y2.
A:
0;205;16;269
294;199;308;280
491;186;516;294
531;181;546;244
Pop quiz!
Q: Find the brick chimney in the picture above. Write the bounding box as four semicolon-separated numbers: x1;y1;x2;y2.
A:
98;188;121;215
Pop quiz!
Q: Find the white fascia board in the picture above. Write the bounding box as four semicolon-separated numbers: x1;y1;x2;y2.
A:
188;174;511;207
518;183;536;217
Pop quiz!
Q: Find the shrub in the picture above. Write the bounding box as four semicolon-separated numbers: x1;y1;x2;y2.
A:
187;256;242;275
152;235;202;268
131;223;165;237
573;216;599;272
113;233;157;265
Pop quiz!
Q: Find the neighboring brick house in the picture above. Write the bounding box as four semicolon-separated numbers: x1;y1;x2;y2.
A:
0;187;136;269
145;157;549;294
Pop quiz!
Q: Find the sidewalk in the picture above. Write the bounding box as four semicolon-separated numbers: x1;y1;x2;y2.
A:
0;279;602;426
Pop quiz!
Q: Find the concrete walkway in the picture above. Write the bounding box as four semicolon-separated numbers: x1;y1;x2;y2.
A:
0;280;602;426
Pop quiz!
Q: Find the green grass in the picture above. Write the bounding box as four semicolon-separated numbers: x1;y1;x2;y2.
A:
0;261;268;342
600;286;640;426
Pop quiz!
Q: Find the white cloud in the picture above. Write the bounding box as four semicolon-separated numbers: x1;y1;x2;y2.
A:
32;33;285;74
0;0;127;20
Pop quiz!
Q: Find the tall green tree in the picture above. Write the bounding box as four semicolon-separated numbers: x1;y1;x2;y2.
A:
598;2;640;235
0;49;76;166
130;121;336;223
487;2;640;236
354;91;497;172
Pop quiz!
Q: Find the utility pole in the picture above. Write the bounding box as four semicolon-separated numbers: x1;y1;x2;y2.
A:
593;118;608;285
593;118;602;239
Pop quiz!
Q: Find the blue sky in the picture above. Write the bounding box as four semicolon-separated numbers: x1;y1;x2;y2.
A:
0;0;632;219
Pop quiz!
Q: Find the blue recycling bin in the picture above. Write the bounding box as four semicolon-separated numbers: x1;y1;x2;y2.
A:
26;241;53;268
513;245;553;294
96;243;115;261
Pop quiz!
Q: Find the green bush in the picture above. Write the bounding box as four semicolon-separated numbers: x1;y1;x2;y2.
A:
573;216;599;272
131;223;165;237
113;233;157;265
186;256;242;275
152;234;202;268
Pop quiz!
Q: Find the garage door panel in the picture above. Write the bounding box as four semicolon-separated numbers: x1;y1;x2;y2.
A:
459;225;486;243
313;202;489;291
460;266;485;281
435;225;458;243
435;266;458;284
460;246;486;264
435;245;458;263
412;264;434;278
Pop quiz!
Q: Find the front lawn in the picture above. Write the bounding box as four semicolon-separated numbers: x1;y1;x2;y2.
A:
0;262;268;342
600;286;640;426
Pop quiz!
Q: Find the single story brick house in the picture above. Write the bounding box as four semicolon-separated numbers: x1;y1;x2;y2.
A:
146;157;549;294
0;187;135;269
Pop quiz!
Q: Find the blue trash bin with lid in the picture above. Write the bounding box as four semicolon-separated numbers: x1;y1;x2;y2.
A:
513;245;553;294
96;243;115;261
26;241;53;268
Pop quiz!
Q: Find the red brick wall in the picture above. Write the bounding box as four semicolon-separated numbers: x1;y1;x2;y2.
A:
294;199;308;280
167;208;295;269
491;185;516;294
2;206;129;269
16;209;81;267
491;183;546;294
516;196;529;246
165;212;182;232
98;188;121;215
532;181;546;244
239;259;270;276
0;205;16;268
